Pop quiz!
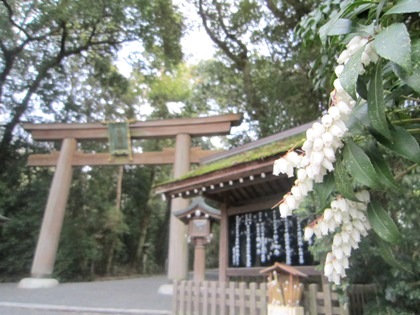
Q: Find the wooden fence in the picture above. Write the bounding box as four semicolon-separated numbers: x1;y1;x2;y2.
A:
172;280;377;315
302;283;378;315
172;280;267;315
303;283;346;315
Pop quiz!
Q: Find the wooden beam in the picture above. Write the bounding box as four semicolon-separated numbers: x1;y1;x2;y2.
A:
22;114;242;141
27;148;220;166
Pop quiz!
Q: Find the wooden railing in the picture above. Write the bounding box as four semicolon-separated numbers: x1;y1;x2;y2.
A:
172;280;377;315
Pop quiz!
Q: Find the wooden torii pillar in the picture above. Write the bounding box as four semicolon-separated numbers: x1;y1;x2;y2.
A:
18;114;241;288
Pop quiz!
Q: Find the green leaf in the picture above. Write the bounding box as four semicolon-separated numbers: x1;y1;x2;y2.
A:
314;172;336;209
350;102;370;127
353;22;375;37
366;145;401;191
373;126;420;163
376;237;413;274
319;1;374;42
367;201;401;244
368;61;392;140
324;19;353;36
334;155;358;201
340;47;365;99
356;75;368;100
343;139;381;189
376;0;387;22
392;39;420;94
373;23;411;70
385;0;420;15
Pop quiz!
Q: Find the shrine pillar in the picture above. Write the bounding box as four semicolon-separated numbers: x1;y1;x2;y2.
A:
168;133;191;280
19;138;77;288
193;238;206;282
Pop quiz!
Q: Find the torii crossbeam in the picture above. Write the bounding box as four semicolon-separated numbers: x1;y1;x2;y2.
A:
19;114;241;288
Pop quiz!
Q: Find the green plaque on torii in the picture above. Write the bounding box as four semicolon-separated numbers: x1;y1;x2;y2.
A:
107;121;132;159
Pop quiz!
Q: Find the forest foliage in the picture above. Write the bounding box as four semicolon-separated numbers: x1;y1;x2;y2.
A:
0;1;419;313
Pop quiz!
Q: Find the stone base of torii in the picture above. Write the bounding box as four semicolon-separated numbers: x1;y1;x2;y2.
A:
18;114;241;288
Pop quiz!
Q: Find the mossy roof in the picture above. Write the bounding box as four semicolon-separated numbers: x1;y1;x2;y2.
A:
157;133;305;186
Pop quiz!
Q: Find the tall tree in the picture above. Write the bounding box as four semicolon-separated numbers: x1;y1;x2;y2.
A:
0;0;183;168
194;0;324;137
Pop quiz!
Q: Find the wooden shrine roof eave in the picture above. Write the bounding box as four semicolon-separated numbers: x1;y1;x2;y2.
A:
154;155;289;198
154;132;307;199
200;121;315;164
22;113;243;141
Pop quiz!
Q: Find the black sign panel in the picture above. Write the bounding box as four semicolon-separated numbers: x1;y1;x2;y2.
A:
229;209;314;267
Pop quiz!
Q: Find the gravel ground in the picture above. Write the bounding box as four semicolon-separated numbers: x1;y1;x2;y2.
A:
0;275;172;315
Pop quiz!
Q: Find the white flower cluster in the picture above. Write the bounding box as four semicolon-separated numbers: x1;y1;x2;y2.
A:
272;35;379;284
272;35;377;218
336;35;379;68
303;191;371;284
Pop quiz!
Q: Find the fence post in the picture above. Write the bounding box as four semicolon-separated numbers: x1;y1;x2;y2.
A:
322;277;333;315
194;281;200;314
259;282;267;315
249;282;257;315
219;282;227;315
228;282;236;314
172;280;179;315
202;281;209;315
238;282;246;315
210;281;217;315
186;280;193;315
308;283;319;315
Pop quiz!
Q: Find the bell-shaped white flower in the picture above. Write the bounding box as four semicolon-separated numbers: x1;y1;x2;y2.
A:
333;234;342;247
304;226;314;240
285;194;297;210
285;151;300;166
337;101;351;117
322;146;335;161
312;151;325;166
302;139;313;153
335;65;344;77
333;259;343;275
322;114;334;128
322;158;334;172
320;220;329;235
333;246;344;260
337;49;350;64
279;203;291;218
324;208;333;221
328;106;341;121
342;243;352;256
324;261;334;277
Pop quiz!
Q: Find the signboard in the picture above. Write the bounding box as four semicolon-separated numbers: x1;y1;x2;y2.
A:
107;122;132;159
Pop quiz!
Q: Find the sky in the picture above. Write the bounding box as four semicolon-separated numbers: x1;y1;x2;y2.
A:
115;1;223;119
116;1;215;78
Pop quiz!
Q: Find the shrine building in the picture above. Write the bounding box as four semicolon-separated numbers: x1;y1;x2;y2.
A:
155;121;320;281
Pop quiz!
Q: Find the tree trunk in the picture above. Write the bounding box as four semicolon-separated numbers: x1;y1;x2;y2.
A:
134;167;156;272
105;165;124;276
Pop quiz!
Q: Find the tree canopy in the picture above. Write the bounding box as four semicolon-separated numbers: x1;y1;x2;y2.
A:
1;2;419;313
0;0;183;165
193;0;325;137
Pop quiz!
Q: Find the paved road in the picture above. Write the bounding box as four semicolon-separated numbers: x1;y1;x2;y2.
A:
0;275;172;315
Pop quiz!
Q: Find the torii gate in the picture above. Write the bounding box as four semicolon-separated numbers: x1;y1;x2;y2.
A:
18;114;242;288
